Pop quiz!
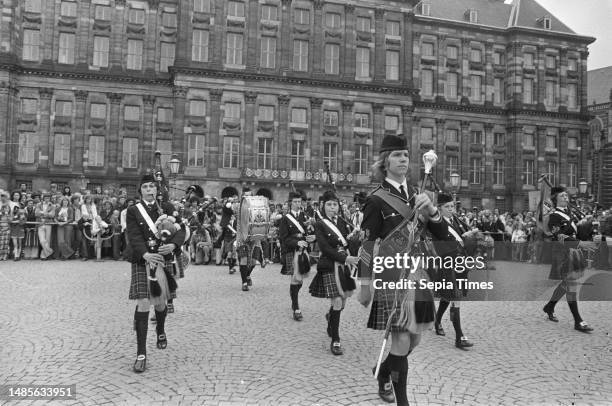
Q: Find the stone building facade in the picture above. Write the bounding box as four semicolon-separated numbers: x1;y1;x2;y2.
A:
0;0;595;208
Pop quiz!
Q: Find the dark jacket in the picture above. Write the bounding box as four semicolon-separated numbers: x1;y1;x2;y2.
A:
279;211;309;254
315;217;351;273
548;208;581;247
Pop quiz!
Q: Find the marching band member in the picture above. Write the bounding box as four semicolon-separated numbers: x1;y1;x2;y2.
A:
220;187;239;274
279;191;316;321
542;186;598;332
127;174;185;373
432;192;476;349
309;190;359;355
359;134;448;405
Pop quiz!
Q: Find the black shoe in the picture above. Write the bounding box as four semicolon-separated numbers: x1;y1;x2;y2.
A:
133;355;146;373
229;267;236;274
575;322;593;332
242;283;249;291
247;277;252;286
330;341;343;356
434;323;446;336
156;334;167;349
293;310;303;321
543;306;558;322
455;336;474;349
372;367;395;403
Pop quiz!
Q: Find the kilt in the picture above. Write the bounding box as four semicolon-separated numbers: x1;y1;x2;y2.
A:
222;238;236;257
548;242;585;281
309;271;340;298
436;267;467;301
129;260;177;302
284;251;295;275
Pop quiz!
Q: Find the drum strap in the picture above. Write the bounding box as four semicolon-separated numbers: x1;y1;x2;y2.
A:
136;203;159;235
285;213;305;234
554;209;578;234
322;218;348;247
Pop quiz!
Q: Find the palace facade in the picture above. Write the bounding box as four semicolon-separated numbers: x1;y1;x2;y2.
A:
0;0;595;208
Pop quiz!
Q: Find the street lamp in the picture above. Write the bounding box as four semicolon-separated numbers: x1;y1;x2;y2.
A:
168;155;181;200
578;179;588;195
450;172;460;204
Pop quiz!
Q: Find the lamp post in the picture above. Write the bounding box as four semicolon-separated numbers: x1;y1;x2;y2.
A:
578;178;588;210
168;155;181;201
450;172;460;205
593;130;602;205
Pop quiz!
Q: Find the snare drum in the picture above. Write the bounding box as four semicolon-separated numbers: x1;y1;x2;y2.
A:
238;196;270;242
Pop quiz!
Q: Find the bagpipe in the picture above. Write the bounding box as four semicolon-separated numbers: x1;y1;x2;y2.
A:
288;180;314;275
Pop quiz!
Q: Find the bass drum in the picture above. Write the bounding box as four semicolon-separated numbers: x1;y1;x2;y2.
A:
238;196;270;243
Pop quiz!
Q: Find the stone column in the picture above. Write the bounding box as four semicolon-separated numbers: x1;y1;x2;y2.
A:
110;1;126;70
410;116;420;182
0;82;13;166
38;88;53;170
172;86;188;169
579;50;589;114
278;95;290;170
506;124;522;194
76;0;91;67
41;0;55;62
536;125;546;180
484;44;493;104
536;45;546;107
435;118;445;181
107;92;122;175
244;91;257;168
310;97;323;169
174;0;191;66
373;9;385;82
341;100;354;171
72;90;88;173
342;4;355;80
211;0;225;68
142;95;156;172
312;0;324;77
558;128;568;185
401;105;414;144
484;123;494;189
280;0;292;73
246;0;259;71
402;12;414;87
208;89;223;175
460;121;470;185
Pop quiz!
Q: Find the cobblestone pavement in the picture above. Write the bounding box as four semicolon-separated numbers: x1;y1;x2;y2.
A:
1;260;612;406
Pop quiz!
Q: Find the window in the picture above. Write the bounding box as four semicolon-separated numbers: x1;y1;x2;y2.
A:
160;42;175;72
192;30;209;62
93;36;109;67
447;45;458;60
124;105;140;121
546;134;556;149
18;133;36;163
545;55;556;69
470;130;482;144
446;129;458;143
523;160;534;185
323;111;338;126
494;159;504;185
291;140;305;171
355;145;369;175
228;1;244;17
226;33;243;65
356;47;370;78
162;12;177;28
156;139;172;169
567;137;578;149
470;48;482;63
293;40;308;71
122;138;138;168
194;0;211;13
25;0;41;13
470;75;481;101
291;107;307;124
223;137;240;168
523;78;533;104
187;135;205;167
421;42;434;57
261;5;277;21
58;33;75;64
568;58;578;71
324;44;339;74
23;29;40;61
88;136;105;167
323;142;338;172
421;69;433;96
60;1;77;17
128;8;145;24
90;103;107;119
127;39;143;70
542;16;551;30
493;51;504;65
546;161;557;185
53;134;70;165
568;163;577;188
467;9;478;23
21;98;37;114
446;72;458;99
469;158;482;184
494;78;504;104
225;102;241;120
421;127;433;142
494;132;505;147
259;37;276;69
545;81;556;106
259;105;274;121
524;131;534;147
357;16;370;32
157;107;173;123
386;51;399;80
189;100;206;116
386;21;400;36
446;156;458;181
354;113;369;128
524;52;534;68
325;12;340;29
55;101;72;117
257;138;273;169
294;8;309;24
385;115;399;131
568;84;578;108
95;5;111;20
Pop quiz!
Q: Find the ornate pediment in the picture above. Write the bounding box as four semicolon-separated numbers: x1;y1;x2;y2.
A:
356;32;372;42
54;116;72;128
222;121;241;130
93;21;111;31
192;14;211;24
58;17;78;28
127;24;146;34
257;121;274;132
293;26;310;35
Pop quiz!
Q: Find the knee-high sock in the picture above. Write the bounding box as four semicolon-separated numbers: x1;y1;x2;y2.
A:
388;354;409;406
155;306;167;337
247;265;254;277
134;309;149;356
329;309;341;342
450;306;463;341
566;292;583;324
546;282;567;311
290;284;301;310
240;265;249;283
228;257;236;270
436;300;450;325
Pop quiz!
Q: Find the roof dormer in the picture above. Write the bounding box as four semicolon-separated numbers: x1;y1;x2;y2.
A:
464;8;478;23
537;16;552;30
416;1;431;17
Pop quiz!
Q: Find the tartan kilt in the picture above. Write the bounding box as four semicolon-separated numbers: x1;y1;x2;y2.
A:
129;260;177;300
284;251;295;275
436;267;467;301
309;271;340;298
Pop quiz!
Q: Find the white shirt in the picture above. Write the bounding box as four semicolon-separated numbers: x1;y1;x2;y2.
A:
385;177;409;200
